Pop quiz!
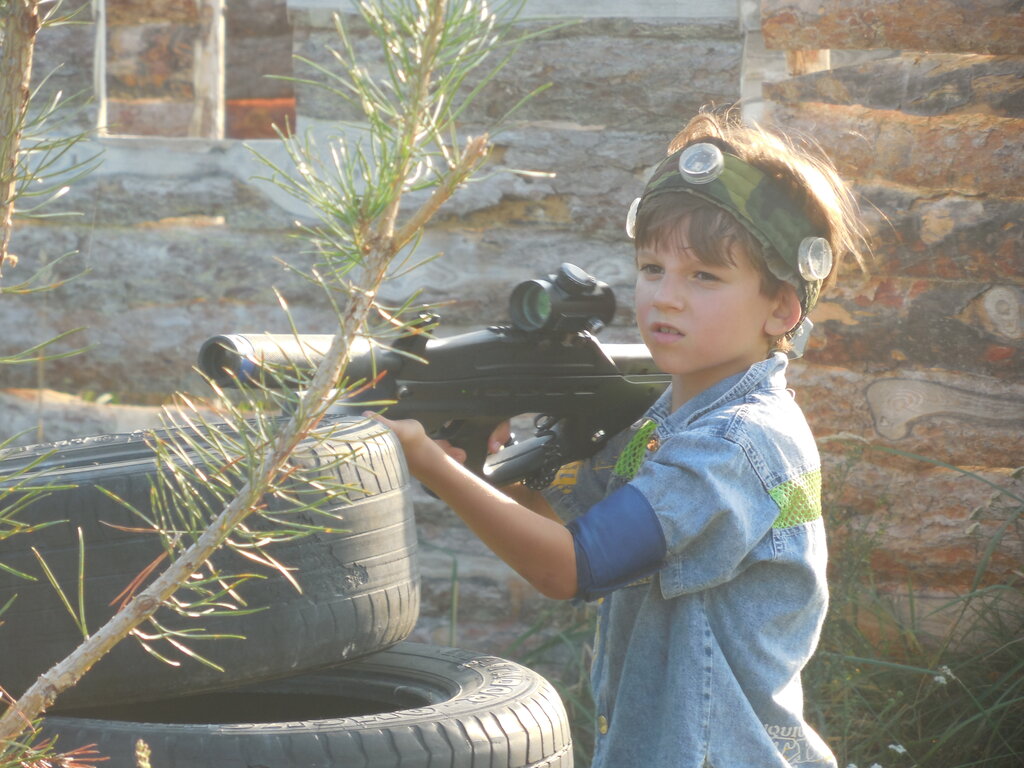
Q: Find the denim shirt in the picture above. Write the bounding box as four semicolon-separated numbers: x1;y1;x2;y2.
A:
544;353;835;768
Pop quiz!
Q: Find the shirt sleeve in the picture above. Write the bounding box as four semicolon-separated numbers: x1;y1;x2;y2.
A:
628;428;781;599
567;483;667;602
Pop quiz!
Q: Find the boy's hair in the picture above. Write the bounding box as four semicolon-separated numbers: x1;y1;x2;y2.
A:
631;111;867;334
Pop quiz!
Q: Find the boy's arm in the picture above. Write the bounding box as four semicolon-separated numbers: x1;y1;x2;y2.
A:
501;482;562;523
484;420;562;523
369;414;578;600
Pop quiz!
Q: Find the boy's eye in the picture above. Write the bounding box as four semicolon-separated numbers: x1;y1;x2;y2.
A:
694;270;719;282
638;263;663;275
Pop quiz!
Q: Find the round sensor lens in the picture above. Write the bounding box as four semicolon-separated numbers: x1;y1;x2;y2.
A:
509;282;552;331
797;237;833;281
678;142;724;185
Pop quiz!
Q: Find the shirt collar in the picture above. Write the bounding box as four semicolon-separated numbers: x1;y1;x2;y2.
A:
649;352;789;429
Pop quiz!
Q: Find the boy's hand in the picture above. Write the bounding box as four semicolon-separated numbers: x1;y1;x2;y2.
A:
363;412;445;478
364;412;492;477
365;413;574;599
366;413;513;469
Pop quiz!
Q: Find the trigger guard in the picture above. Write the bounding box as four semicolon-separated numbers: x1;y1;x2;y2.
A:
436;419;462;440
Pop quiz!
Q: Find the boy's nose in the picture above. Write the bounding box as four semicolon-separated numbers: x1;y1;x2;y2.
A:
652;279;685;310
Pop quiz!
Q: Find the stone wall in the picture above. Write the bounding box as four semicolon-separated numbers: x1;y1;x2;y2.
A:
758;0;1023;638
3;0;1021;657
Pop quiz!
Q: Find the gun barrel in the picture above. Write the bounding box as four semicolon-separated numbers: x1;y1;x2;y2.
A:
197;333;399;389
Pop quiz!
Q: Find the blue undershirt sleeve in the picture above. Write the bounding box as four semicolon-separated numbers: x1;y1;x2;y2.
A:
566;483;667;602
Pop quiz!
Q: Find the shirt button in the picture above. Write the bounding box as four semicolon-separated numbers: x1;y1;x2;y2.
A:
597;714;609;734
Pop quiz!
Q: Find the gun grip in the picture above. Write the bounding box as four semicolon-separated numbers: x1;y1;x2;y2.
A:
482;434;555;487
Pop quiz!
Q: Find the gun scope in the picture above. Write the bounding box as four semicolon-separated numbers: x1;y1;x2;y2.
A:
508;263;615;333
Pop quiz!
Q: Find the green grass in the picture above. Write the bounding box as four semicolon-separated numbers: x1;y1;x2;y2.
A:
804;450;1023;768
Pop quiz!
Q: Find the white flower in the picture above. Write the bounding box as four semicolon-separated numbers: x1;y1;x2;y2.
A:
932;664;957;685
888;744;907;755
869;764;883;768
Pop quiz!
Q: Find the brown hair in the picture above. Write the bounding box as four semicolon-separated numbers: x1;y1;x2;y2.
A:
634;109;868;302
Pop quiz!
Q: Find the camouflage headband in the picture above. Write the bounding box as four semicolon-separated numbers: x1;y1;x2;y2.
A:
626;142;833;314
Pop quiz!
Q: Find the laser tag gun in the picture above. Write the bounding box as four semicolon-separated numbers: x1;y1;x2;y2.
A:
197;263;670;489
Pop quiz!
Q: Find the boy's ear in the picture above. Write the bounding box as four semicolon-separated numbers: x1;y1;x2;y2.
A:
764;284;802;338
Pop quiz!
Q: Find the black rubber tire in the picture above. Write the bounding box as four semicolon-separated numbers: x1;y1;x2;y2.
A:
0;416;418;709
41;642;573;768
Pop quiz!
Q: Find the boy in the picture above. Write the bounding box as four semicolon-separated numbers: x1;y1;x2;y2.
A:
370;111;866;767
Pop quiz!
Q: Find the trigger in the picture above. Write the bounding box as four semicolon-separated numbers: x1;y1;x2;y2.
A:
437;419;462;440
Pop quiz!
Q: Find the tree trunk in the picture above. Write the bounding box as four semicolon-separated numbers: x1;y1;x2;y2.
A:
0;0;41;278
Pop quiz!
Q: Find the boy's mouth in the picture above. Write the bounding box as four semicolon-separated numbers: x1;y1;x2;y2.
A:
650;322;683;337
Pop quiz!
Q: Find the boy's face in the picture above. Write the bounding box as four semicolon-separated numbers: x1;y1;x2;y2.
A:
635;224;797;409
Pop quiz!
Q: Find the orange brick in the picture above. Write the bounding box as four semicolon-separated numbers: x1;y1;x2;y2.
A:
225;98;296;139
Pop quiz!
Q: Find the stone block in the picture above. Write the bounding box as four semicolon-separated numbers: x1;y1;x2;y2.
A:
2;224;334;397
225;34;294;100
292;18;742;133
289;0;739;26
766;101;1024;197
106;0;198;26
105;98;194;136
847;585;1023;653
855;184;1023;283
0;389;218;448
764;53;1024;119
790;363;1024;470
106;23;197;100
821;452;1021;595
374;227;635;331
483;126;666;238
225;0;289;37
805;276;1024;381
34;159;297;229
761;0;1024;56
29;9;98;133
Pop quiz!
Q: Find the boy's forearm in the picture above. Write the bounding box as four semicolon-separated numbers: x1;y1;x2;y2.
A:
413;441;578;600
500;481;562;522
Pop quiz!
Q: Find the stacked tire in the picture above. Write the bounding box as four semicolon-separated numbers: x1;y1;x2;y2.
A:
0;417;573;767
